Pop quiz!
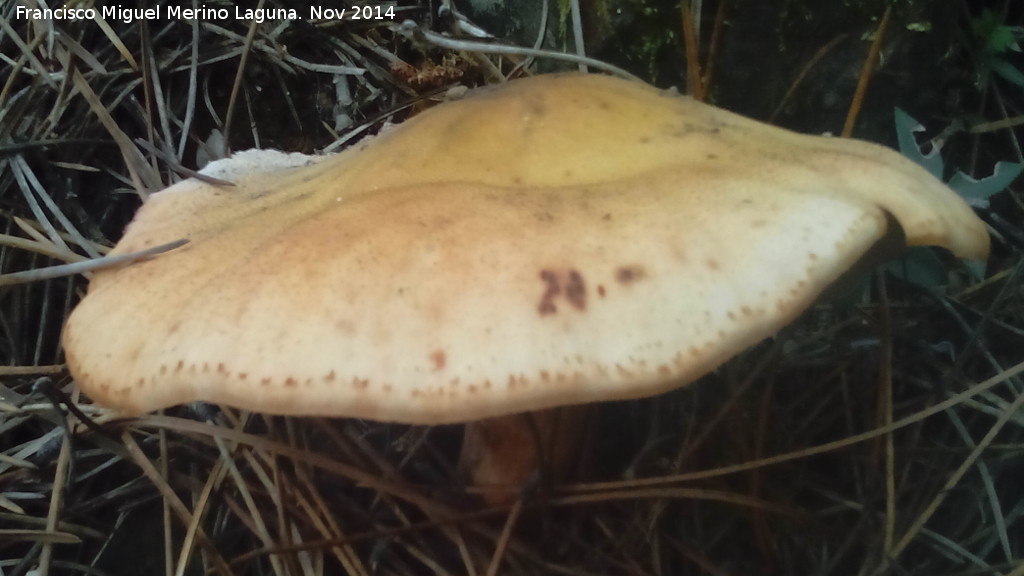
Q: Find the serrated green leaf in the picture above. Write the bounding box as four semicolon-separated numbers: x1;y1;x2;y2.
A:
948;161;1024;208
894;108;944;178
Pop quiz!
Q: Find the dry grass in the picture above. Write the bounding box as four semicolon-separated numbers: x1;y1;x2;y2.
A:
2;1;1023;575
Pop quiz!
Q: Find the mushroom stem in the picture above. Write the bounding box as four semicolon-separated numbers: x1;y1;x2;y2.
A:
458;406;590;506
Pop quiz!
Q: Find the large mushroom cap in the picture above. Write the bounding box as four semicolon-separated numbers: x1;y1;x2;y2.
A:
63;73;989;423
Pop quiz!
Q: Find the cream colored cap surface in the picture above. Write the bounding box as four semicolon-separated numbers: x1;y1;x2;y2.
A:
62;74;989;423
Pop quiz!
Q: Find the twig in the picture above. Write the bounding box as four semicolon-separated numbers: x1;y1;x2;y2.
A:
841;6;891;137
0;239;188;286
397;21;643;83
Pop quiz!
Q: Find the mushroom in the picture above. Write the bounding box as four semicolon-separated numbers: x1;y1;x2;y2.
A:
62;73;988;503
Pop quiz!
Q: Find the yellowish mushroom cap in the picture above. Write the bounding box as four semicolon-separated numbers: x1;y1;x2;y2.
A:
62;73;989;423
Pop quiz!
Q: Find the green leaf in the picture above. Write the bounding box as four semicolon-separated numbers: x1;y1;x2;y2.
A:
894;108;944;179
985;24;1022;53
973;9;1024;54
991;58;1024;87
884;247;950;289
948;161;1024;208
963;260;987;282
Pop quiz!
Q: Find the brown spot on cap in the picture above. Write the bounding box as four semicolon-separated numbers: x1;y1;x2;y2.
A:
566;270;586;311
430;350;447;371
537;270;559;316
537;268;587;315
615;265;646;285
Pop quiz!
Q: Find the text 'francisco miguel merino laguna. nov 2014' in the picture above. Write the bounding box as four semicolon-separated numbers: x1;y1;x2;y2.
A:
15;5;396;23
